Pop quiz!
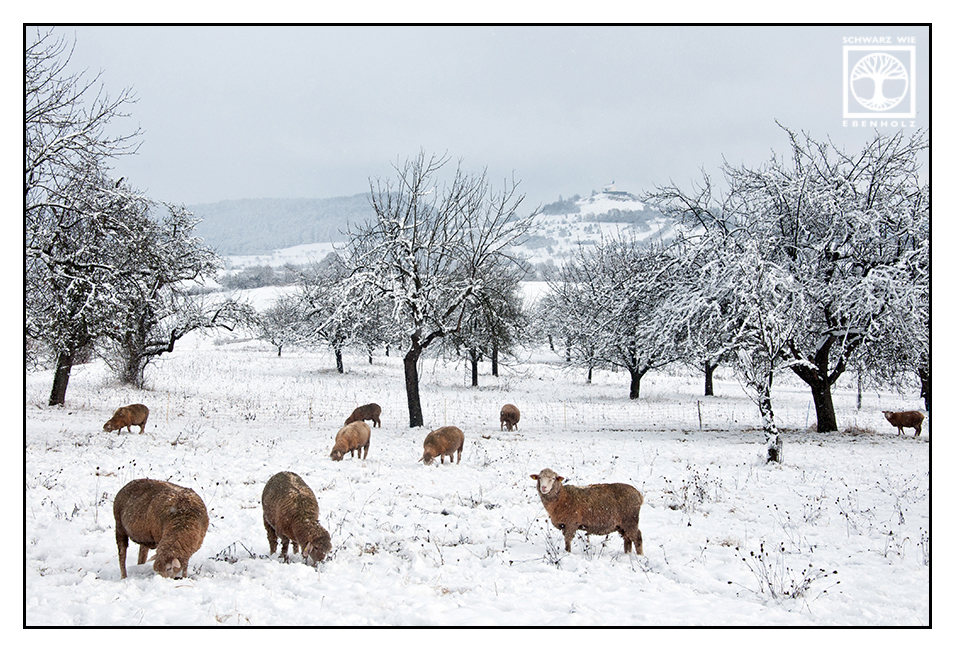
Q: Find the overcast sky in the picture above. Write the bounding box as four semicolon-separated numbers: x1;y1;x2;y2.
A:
51;25;929;209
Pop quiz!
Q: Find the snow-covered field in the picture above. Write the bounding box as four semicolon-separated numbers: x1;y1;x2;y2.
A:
25;333;929;627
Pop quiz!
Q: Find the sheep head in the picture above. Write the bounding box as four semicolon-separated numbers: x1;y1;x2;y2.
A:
531;468;565;497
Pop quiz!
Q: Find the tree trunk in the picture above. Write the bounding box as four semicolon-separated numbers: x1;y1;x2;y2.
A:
807;376;838;433
756;380;784;463
470;347;479;387
587;366;593;384
628;368;642;400
48;350;75;406
491;344;499;377
277;344;282;357
919;365;930;412
790;335;844;433
704;360;717;396
404;344;425;428
335;348;344;374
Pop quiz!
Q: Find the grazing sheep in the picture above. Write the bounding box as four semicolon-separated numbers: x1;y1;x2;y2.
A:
345;403;382;428
500;404;520;431
883;410;925;437
113;478;209;579
261;471;331;564
420;426;464;465
330;421;372;461
103;404;150;433
530;468;644;555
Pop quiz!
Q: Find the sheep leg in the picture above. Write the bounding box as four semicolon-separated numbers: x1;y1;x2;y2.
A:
137;544;150;565
915;423;922;437
362;444;369;459
456;445;462;464
264;518;278;555
139;422;146;433
116;530;130;579
562;526;576;552
280;537;291;561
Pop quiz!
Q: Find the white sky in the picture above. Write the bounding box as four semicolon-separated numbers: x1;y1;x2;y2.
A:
38;23;929;209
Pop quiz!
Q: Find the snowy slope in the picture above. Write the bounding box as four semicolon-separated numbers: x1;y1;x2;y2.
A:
26;334;929;627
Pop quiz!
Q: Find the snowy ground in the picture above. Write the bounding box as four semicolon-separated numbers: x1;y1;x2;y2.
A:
25;333;930;628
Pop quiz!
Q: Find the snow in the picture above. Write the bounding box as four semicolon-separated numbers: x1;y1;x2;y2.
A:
25;330;930;627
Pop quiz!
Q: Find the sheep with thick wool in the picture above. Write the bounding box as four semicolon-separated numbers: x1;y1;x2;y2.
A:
420;426;464;465
104;404;149;433
345;403;382;428
113;478;209;579
330;421;371;461
531;468;644;555
261;471;331;564
500;404;520;432
882;410;925;437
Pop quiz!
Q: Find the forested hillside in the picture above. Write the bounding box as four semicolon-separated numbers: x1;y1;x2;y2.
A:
189;194;376;255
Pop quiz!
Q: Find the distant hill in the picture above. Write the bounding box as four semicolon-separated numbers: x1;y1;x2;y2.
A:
192;189;675;274
188;194;376;256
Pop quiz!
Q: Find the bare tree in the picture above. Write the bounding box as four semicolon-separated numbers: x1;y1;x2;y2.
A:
545;236;682;398
25;29;142;405
102;203;252;387
345;152;535;427
648;126;928;433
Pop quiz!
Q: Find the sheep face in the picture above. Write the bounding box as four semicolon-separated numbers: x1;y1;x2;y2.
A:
531;468;564;497
303;529;332;563
330;450;345;462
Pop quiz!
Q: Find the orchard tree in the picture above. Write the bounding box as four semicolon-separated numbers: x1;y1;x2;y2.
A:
648;126;928;432
444;260;527;387
345;152;534;427
25;29;141;405
103;203;252;387
546;237;683;398
253;294;307;357
26;164;151;404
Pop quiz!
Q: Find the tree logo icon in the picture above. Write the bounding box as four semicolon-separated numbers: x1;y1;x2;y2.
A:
850;52;908;111
843;46;915;119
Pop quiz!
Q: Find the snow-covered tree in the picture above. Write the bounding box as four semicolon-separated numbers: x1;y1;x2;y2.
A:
444;260;527;387
25;29;141;405
648;126;928;432
344;152;534;427
252;294;306;357
545;237;683;398
101;203;252;387
26;163;151;404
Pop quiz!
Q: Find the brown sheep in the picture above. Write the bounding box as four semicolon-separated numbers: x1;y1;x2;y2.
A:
883;410;925;437
261;471;331;564
420;426;464;465
103;404;150;434
330;421;372;461
113;478;209;579
345;403;382;428
500;403;520;431
531;468;644;555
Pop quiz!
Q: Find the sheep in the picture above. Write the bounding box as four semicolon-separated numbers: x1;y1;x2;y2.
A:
530;468;644;555
883;410;925;437
345;402;382;428
330;421;372;461
419;426;464;465
113;478;209;579
500;403;520;431
103;403;150;434
261;471;331;564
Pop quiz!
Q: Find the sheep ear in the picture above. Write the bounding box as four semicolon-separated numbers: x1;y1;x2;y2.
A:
530;474;539;480
557;476;565;482
304;543;313;557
